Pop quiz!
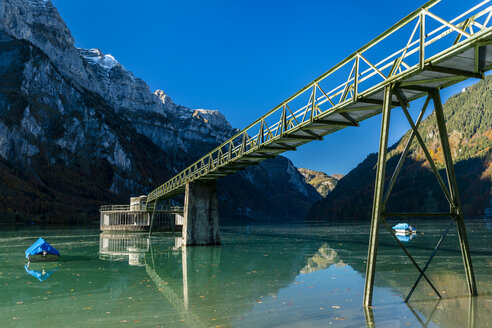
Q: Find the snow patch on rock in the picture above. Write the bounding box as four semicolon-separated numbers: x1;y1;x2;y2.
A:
26;0;52;8
81;48;120;74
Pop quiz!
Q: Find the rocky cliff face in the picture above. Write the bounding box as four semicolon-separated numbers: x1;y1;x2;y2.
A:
0;0;319;223
298;168;341;197
306;76;492;221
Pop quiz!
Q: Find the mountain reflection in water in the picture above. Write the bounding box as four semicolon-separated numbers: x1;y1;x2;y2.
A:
96;222;492;328
0;222;491;327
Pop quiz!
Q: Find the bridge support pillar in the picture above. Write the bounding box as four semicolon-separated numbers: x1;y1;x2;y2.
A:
183;181;221;246
363;85;392;307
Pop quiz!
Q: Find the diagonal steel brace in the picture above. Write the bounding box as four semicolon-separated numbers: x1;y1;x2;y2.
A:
394;88;454;207
382;95;431;207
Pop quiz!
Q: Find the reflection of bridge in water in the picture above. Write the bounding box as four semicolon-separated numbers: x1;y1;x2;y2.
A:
99;232;340;327
98;231;491;327
145;246;206;328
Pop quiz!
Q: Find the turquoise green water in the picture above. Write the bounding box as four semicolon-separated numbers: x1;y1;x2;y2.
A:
1;221;492;327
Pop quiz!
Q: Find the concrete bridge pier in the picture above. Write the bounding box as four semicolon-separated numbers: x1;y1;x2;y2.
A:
183;181;221;246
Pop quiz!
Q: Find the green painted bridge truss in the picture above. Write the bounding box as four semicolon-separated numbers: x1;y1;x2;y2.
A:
143;0;492;307
147;0;492;203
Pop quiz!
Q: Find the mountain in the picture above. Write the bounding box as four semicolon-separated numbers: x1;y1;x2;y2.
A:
306;76;492;221
0;0;320;224
298;168;342;197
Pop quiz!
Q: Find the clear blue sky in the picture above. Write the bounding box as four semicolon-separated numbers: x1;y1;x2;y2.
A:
52;0;484;175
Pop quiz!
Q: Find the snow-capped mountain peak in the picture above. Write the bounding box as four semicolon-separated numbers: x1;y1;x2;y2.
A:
80;48;120;72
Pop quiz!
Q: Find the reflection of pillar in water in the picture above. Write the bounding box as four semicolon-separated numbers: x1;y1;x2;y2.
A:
468;296;477;328
128;247;146;266
363;305;375;328
182;245;188;310
174;236;183;250
184;245;221;312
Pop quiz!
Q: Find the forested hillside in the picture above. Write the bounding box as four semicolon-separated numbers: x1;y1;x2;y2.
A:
306;76;492;220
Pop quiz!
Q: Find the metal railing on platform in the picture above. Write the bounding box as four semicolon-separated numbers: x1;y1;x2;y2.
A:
100;204;131;212
100;211;150;228
145;204;184;213
100;204;184;213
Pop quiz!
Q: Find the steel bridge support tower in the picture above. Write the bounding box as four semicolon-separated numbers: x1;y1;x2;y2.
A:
363;85;478;307
363;85;392;306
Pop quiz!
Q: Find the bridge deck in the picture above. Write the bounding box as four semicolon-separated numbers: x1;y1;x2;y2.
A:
147;0;492;203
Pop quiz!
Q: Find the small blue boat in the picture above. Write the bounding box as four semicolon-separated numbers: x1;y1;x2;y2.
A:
25;237;60;262
392;223;416;235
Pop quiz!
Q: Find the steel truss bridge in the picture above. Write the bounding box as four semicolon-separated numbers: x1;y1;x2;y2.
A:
143;0;492;307
148;0;492;203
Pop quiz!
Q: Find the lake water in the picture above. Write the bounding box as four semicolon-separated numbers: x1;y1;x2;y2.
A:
1;220;492;327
